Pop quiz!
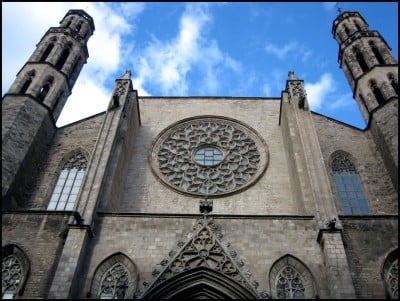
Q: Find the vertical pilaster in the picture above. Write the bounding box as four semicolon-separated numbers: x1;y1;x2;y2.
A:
47;71;140;298
317;230;356;298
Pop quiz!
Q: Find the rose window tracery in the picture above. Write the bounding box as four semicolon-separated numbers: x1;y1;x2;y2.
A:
150;116;268;197
276;266;306;299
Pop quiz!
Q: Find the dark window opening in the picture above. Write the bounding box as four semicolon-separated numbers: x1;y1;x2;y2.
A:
76;23;82;32
55;48;70;70
355;51;369;72
372;46;385;65
38;78;53;102
40;43;54;62
355;22;362;32
20;78;32;94
388;74;398;95
371;82;386;105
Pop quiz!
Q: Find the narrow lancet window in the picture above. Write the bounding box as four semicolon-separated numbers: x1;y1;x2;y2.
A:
47;152;87;211
40;43;54;62
55;48;70;70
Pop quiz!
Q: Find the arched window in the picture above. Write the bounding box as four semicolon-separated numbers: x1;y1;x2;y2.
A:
369;41;385;65
38;77;53;102
90;253;138;299
354;47;369;72
343;24;351;38
55;48;70;70
269;255;317;299
332;153;370;215
40;43;54;62
47;152;87;211
388;73;398;94
383;249;398;299
76;21;82;32
370;80;386;105
354;22;362;32
20;70;35;94
2;245;30;299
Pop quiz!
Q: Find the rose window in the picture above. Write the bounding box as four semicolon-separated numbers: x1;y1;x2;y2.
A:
150;116;268;197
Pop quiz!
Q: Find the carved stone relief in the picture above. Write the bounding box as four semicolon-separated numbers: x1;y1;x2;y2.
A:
149;116;269;197
139;215;261;299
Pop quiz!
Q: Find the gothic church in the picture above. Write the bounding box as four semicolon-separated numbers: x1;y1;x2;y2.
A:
2;8;398;299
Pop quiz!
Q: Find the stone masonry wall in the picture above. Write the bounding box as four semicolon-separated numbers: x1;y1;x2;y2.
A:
312;113;397;214
2;212;71;299
27;113;105;209
341;217;398;299
119;97;296;215
79;215;330;299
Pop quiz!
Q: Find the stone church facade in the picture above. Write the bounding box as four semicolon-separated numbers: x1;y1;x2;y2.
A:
2;9;398;299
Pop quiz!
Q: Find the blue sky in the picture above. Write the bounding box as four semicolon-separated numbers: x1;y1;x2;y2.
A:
2;2;398;128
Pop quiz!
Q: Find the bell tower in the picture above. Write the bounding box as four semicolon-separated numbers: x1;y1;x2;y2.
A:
332;11;398;191
2;10;95;206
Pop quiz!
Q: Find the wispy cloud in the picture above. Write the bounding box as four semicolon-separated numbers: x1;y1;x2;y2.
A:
304;73;336;110
131;3;241;96
328;92;354;110
2;2;147;127
265;41;312;63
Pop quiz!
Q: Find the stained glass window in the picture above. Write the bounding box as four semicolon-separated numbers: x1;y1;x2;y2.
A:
48;152;87;211
276;266;306;299
99;263;129;299
2;255;22;299
194;146;224;167
332;153;370;215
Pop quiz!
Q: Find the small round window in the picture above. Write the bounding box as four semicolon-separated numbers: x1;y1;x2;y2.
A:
194;146;224;167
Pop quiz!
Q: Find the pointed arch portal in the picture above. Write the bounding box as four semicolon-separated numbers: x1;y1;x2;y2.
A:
142;267;258;299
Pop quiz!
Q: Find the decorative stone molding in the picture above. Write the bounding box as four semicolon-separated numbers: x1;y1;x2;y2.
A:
149;116;269;197
139;215;261;299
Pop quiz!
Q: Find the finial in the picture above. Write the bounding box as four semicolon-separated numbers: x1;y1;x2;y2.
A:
119;70;131;80
288;71;298;80
335;2;343;15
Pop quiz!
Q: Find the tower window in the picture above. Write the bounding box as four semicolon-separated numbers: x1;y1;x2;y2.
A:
40;43;54;62
344;24;351;37
354;22;362;32
369;41;385;65
38;78;53;102
55;48;70;70
354;48;369;72
370;80;386;105
19;70;35;94
332;153;370;215
20;78;32;94
47;152;87;211
388;73;398;94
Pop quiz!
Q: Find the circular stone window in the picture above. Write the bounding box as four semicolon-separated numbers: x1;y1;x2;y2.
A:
149;116;269;197
193;146;225;167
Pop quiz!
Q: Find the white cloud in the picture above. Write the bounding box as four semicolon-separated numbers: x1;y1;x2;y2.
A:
265;41;312;63
2;2;147;127
131;3;241;96
304;73;335;110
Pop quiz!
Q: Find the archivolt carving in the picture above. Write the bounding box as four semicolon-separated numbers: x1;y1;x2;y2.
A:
150;116;268;197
